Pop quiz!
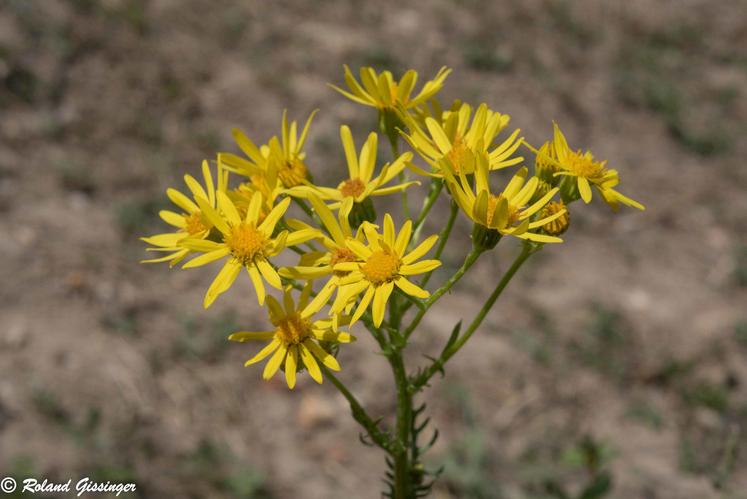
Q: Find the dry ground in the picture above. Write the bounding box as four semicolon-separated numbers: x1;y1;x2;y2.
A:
1;1;747;498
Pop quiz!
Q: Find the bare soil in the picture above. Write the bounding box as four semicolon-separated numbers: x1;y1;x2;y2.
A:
1;1;746;498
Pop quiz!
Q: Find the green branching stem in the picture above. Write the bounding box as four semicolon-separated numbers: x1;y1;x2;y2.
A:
410;179;444;250
383;113;411;222
410;243;535;391
322;366;393;452
292;196;320;225
419;199;457;289
403;246;484;341
391;352;413;498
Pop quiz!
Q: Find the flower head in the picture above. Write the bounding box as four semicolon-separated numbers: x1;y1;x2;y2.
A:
141;161;227;266
227;159;284;221
229;284;354;389
331;65;451;111
539;201;570;236
220;110;317;188
547;123;644;211
279;195;364;305
445;154;566;244
401;102;523;178
180;191;318;307
331;215;441;327
286;126;418;209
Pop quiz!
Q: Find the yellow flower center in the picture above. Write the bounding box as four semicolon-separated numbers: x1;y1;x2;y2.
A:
567;151;605;179
275;313;310;345
540;201;570;235
446;135;468;174
339;178;366;198
224;223;267;264
330;247;358;276
361;249;400;285
277;158;308;188
184;212;207;235
486;194;520;228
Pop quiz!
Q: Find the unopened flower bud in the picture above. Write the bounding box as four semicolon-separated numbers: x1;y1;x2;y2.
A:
539;201;570;236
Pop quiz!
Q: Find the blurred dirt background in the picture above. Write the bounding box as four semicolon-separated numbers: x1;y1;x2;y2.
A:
1;1;747;498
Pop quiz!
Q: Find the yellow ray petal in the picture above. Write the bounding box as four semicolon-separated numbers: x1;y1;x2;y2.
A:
159;210;186;228
340;126;359;178
383;214;395;247
203;259;241;308
394;220;412;257
402;235;438;264
425;118;452;154
263;343;288;380
372;281;394;327
359;132;378;183
257;259;282;289
247;191;263;223
244;338;280;366
578;177;592;203
259;196;291;234
285;345;298;389
182;247;230;269
351;285;375;325
400;260;441;275
308;194;344;244
217;190;241;226
167;188;198;213
299;343;323;383
184;174;209;203
232;128;264;164
229;331;275;342
247;265;266;305
395;277;429;299
195;195;229;234
304;339;340;371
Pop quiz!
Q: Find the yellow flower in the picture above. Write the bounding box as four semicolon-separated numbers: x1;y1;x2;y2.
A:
400;102;524;178
180;191;318;308
279;195;363;307
549;123;645;211
330;65;451;111
331;215;441;327
444;154;566;244
141;161;227;266
229;284;355;389
226;157;284;220
286;125;418;209
219;110;317;188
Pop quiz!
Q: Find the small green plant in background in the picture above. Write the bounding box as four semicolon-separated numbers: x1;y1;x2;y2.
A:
436;385;498;499
520;434;615;499
614;23;739;156
734;245;747;287
140;65;644;497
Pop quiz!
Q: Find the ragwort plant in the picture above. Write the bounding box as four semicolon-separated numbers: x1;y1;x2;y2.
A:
142;66;644;498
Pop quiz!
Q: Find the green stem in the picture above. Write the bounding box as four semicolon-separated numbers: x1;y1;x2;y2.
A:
419;199;457;289
403;246;484;340
292;197;319;224
401;199;458;317
380;113;411;221
412;243;534;390
410;179;444;251
322;367;392;452
391;352;412;499
360;312;392;353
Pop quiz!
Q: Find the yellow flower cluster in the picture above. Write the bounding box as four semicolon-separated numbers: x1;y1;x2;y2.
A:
142;65;644;389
